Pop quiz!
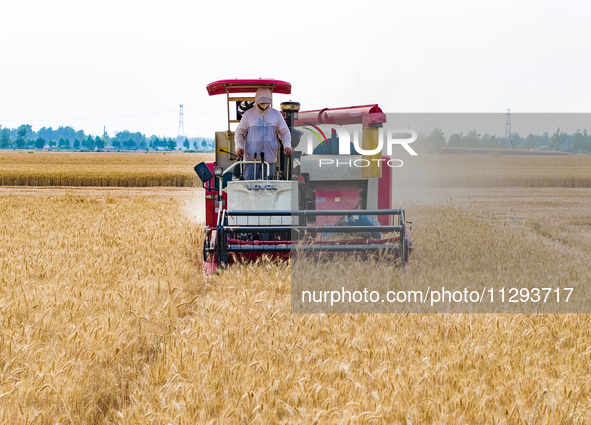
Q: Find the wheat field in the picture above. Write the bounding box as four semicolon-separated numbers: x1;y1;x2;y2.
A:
0;152;212;187
0;178;590;423
1;152;591;188
398;154;591;188
1;153;591;423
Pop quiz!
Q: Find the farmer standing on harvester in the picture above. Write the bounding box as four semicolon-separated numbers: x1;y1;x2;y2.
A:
234;87;293;180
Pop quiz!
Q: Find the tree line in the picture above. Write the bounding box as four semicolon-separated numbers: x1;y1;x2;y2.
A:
0;124;214;151
416;127;591;153
5;123;589;154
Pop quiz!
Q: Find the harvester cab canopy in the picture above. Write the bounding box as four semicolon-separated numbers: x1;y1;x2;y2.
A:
207;79;292;132
206;79;292;96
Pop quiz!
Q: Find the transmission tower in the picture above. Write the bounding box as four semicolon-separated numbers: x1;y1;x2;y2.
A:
103;126;107;138
177;104;185;138
504;109;512;143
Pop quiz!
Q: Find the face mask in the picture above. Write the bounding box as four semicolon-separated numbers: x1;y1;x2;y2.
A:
258;103;270;111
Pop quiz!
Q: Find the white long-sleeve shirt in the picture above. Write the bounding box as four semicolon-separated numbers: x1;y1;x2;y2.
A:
234;106;291;163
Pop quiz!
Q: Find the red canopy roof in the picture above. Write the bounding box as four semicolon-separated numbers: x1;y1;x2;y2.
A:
206;79;292;96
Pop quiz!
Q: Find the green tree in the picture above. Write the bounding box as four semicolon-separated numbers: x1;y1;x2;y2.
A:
35;137;45;149
115;130;130;146
114;130;144;148
540;132;550;148
37;127;51;142
59;126;76;142
183;138;190;150
549;128;565;151
15;125;28;149
112;139;121;148
416;129;445;152
86;135;95;150
1;128;11;149
428;128;445;148
508;136;516;149
139;138;147;149
73;138;80;149
463;130;481;148
512;133;524;148
95;137;105;150
584;130;591;153
75;129;85;141
59;137;71;149
20;124;34;140
49;139;56;148
571;129;590;153
201;140;207;150
123;138;137;149
481;134;501;148
447;133;463;147
524;134;536;150
149;136;167;150
167;138;177;150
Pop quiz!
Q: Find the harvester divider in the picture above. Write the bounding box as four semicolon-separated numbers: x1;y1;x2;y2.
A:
226;244;399;253
224;225;403;233
208;207;407;267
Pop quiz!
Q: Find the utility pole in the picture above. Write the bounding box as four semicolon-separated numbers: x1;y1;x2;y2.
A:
504;109;512;145
178;104;185;138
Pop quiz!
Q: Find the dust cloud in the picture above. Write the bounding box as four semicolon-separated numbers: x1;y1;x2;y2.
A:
182;189;205;224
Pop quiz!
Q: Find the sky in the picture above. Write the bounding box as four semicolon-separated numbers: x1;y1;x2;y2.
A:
1;0;590;139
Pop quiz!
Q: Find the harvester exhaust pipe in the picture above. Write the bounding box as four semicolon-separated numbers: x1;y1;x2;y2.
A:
260;152;265;180
281;101;300;180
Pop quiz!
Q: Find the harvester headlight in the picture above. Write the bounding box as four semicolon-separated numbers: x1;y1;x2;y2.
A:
213;166;224;177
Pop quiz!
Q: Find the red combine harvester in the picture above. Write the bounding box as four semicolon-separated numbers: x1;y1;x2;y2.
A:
194;79;413;274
